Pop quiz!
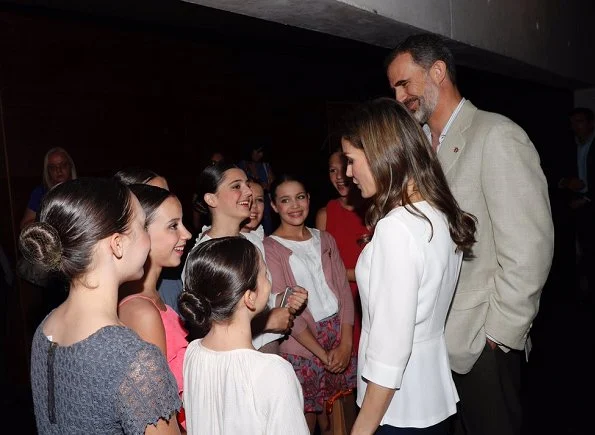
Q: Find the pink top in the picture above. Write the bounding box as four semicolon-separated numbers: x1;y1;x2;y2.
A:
263;229;354;360
119;294;188;395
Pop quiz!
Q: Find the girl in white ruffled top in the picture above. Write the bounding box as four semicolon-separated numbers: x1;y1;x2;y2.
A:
180;237;309;435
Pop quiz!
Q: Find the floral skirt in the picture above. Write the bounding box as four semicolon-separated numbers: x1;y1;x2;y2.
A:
281;314;357;413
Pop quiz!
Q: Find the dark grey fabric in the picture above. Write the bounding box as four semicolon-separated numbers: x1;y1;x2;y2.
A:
31;324;181;434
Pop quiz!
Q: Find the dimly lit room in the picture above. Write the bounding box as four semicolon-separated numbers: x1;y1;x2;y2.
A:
1;1;593;434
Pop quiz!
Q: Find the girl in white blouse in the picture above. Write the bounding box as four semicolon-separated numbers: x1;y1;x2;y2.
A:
341;98;477;435
180;236;309;435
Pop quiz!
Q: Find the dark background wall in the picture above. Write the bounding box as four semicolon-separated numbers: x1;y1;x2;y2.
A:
0;3;574;387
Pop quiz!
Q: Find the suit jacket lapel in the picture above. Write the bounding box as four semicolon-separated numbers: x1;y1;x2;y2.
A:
437;100;476;175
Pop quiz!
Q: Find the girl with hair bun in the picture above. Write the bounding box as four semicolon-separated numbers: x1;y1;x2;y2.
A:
21;178;181;434
180;236;308;435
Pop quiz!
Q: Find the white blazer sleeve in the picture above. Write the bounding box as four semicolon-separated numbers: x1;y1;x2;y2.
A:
361;217;423;390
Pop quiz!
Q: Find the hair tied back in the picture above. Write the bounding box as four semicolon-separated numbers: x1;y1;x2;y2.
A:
19;221;63;271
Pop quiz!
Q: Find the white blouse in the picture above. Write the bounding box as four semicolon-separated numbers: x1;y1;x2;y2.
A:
183;340;309;435
270;228;339;322
356;202;462;428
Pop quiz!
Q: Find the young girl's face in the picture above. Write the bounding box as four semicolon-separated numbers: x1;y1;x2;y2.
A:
147;197;192;268
271;180;309;227
328;151;351;198
211;168;253;221
244;182;265;231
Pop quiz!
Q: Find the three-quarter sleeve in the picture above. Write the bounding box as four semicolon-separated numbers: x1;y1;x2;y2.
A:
361;218;423;390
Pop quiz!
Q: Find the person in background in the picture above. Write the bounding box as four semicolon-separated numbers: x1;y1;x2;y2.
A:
237;142;275;235
264;174;355;435
558;107;595;304
385;33;553;435
315;149;371;364
180;237;309;435
241;179;266;240
342;98;476;434
114;166;169;190
20;147;77;231
21;177;181;434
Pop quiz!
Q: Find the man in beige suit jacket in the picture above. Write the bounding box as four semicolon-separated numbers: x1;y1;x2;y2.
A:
385;34;554;435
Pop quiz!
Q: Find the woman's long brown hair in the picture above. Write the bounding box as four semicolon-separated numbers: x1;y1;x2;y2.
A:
341;98;476;256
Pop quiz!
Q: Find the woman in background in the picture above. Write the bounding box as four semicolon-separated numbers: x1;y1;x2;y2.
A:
181;237;309;435
22;177;181;434
342;98;476;434
20;147;77;231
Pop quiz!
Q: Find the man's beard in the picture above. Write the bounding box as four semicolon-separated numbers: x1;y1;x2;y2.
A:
407;80;439;124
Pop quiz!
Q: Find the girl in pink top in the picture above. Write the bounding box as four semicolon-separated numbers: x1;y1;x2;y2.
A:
118;184;192;399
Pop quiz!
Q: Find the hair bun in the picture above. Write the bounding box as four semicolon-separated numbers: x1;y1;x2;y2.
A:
19;222;63;271
178;290;213;333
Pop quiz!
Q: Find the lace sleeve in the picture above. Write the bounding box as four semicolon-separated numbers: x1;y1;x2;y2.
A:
116;345;182;434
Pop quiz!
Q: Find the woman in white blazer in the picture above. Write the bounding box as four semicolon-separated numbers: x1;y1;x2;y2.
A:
341;98;477;435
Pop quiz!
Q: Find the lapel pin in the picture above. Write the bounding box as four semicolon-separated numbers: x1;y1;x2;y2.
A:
453;147;459;153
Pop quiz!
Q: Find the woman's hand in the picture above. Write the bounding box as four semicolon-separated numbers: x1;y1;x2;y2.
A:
326;341;352;373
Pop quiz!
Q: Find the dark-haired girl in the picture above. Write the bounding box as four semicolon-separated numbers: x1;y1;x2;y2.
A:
180;237;309;434
263;175;356;435
22;178;181;434
118;185;192;400
341;98;477;435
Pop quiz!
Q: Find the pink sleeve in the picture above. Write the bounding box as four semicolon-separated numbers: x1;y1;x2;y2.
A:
327;232;355;326
263;238;308;336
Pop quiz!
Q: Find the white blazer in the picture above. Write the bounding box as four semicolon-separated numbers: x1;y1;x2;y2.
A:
355;202;461;428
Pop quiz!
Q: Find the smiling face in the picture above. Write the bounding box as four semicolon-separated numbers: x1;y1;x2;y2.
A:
243;182;265;231
271;180;310;227
328;151;351;197
341;138;377;198
207;168;253;221
387;52;438;124
147;196;192;268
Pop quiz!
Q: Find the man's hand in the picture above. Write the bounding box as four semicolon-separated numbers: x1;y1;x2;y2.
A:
487;337;498;350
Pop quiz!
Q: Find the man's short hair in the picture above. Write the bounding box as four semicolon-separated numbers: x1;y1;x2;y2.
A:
569;107;595;121
385;33;457;85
